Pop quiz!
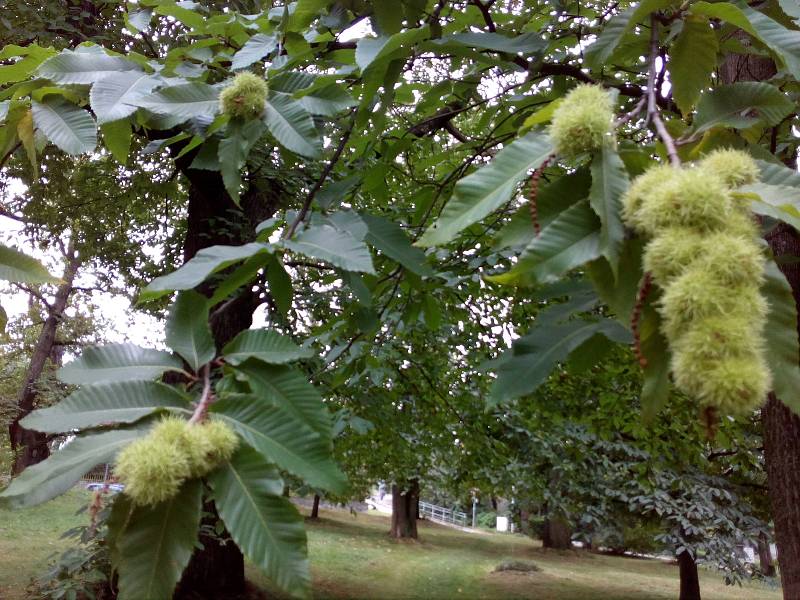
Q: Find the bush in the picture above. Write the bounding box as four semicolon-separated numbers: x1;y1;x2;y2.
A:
477;511;497;529
493;559;540;573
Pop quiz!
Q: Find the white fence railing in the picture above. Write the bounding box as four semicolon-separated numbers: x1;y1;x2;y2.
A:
418;501;469;527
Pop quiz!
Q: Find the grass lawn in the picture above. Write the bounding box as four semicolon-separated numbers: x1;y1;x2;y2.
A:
0;490;782;600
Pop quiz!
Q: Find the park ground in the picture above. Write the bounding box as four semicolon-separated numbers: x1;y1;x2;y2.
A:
0;489;782;600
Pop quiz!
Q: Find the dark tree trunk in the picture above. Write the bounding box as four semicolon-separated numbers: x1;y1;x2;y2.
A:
677;551;701;600
758;532;777;577
390;479;419;539
763;202;800;600
720;46;800;600
175;502;245;599
9;243;80;474
542;515;572;550
173;156;282;597
311;494;321;519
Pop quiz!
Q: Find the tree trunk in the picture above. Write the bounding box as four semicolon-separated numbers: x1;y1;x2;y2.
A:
8;243;80;474
758;531;777;578
542;515;572;550
678;550;701;600
763;214;800;599
173;156;282;597
311;494;321;519
390;479;419;539
720;45;800;600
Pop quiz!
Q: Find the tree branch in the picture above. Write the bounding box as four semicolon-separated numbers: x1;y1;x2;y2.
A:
284;114;356;239
647;18;680;167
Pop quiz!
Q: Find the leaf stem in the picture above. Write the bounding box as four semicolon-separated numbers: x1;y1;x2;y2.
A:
189;364;213;424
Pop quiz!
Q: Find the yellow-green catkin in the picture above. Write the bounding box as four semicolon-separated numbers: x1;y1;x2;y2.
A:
115;416;239;506
548;84;615;159
219;72;268;119
621;150;771;416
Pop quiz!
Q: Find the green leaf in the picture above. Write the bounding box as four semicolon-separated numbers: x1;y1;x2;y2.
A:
101;119;132;164
288;0;332;30
757;159;800;187
36;49;141;84
488;319;632;404
296;84;356;117
738;4;800;81
208;252;273;306
584;0;674;70
116;480;202;600
283;224;375;274
0;303;6;333
232;34;277;70
493;169;592;251
165;291;216;371
21;381;190;433
443;32;547;54
418;133;555;246
589;145;628;279
488;200;601;286
126;8;153;32
521;99;563;130
58;343;183;385
689;2;756;36
264;93;321;158
355;27;430;72
32;97;97;155
233;360;331;438
0;45;57;85
0;429;143;508
223;330;314;366
90;71;161;124
751;199;800;232
361;213;433;276
670;15;718;116
587;238;645;324
693;82;794;133
266;255;293;316
219;119;267;202
209;447;310;599
140;243;272;301
640;311;671;422
153;3;206;29
210;395;347;492
17;109;36;175
373;2;403;34
763;261;800;415
0;244;58;284
136;82;220;121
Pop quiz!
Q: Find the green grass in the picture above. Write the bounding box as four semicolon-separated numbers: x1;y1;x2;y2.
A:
0;491;783;600
0;488;95;599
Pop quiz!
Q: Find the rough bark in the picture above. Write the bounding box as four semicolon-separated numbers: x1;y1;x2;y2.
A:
542;515;572;550
758;531;777;578
174;158;282;598
763;228;800;597
390;480;419;539
677;551;701;600
8;243;80;474
311;494;321;519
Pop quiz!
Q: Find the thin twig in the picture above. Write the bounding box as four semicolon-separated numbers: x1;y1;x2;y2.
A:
646;18;680;167
284;115;356;239
614;96;647;128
